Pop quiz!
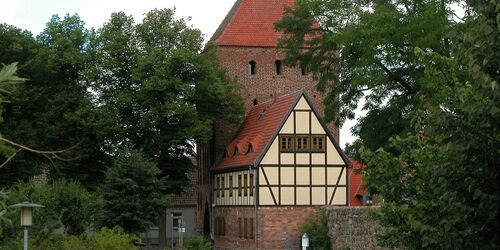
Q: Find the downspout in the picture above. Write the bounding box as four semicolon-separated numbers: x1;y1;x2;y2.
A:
251;164;257;250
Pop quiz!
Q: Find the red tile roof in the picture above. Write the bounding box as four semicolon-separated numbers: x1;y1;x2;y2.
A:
348;159;367;206
213;91;302;170
211;0;296;47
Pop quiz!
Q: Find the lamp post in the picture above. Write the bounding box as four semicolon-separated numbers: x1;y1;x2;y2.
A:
8;202;44;250
301;233;309;250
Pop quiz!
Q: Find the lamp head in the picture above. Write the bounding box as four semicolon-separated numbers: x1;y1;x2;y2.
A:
9;202;44;227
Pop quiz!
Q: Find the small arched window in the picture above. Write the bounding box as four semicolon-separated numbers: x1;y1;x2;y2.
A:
301;66;308;76
246;144;254;154
253;98;258;106
233;147;240;156
275;60;282;75
248;61;256;75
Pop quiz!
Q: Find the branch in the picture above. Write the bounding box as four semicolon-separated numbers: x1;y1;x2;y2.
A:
374;59;413;93
0;148;22;169
0;136;79;168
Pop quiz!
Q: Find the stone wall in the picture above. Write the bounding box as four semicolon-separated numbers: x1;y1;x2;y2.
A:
325;206;386;250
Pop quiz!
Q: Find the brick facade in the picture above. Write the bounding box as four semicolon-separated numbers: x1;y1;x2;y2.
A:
257;207;317;250
213;206;317;250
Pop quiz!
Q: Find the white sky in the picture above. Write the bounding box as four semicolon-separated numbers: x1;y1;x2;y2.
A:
0;0;363;148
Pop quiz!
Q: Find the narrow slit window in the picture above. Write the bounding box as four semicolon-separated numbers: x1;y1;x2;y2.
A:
238;174;242;196
275;60;282;75
216;176;220;197
238;218;242;238
301;66;308;76
229;175;233;197
249;61;256;75
244;218;248;238
249;173;254;196
233;147;239;156
249;218;254;239
244;174;248;196
221;176;225;198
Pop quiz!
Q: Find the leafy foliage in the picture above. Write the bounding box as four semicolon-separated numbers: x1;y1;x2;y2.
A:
184;235;213;250
0;179;102;243
300;209;331;250
359;1;499;248
101;149;167;234
0;16;108;189
276;0;452;151
85;9;243;193
0;227;138;250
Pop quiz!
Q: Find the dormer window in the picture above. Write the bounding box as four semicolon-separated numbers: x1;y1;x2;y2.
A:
246;144;254;154
248;61;256;75
275;60;282;75
233;147;240;156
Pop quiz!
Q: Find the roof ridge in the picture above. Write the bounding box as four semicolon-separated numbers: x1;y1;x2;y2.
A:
210;0;244;42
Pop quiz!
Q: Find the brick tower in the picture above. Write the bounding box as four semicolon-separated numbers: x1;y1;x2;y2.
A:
196;0;341;243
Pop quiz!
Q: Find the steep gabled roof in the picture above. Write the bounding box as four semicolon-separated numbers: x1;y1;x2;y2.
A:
213;91;302;170
212;90;351;172
211;0;296;47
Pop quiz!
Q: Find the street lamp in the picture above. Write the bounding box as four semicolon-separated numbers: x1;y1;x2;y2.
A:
301;233;309;250
9;201;44;250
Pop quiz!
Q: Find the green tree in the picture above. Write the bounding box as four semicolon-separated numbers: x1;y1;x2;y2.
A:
278;0;499;248
360;1;499;248
0;16;108;189
86;9;243;193
101;149;167;234
276;0;452;151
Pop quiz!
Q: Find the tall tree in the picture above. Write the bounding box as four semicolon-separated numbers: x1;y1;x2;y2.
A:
276;0;452;151
0;15;108;189
278;0;499;248
86;9;243;193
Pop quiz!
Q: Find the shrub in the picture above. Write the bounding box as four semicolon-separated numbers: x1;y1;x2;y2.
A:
300;209;331;250
88;227;139;250
0;179;103;244
184;235;213;250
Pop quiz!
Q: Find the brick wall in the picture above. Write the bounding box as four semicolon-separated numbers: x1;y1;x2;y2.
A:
214;207;256;250
257;206;317;250
325;206;387;250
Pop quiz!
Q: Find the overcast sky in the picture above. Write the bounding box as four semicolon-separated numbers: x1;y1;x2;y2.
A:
0;0;364;148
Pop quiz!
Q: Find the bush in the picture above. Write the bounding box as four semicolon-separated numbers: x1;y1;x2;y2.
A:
88;227;139;250
184;235;213;250
0;227;138;250
300;209;331;250
0;179;103;244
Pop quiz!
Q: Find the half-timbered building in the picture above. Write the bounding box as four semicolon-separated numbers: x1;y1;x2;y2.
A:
211;91;350;249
